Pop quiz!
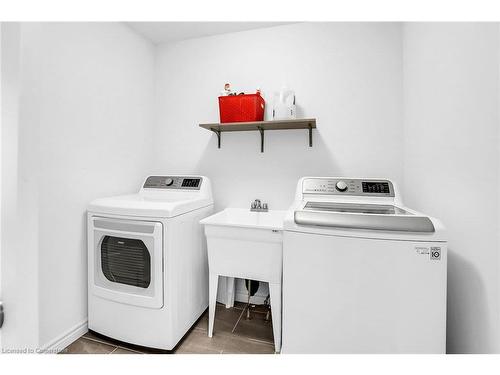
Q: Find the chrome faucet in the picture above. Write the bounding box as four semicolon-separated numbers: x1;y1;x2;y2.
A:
250;199;268;212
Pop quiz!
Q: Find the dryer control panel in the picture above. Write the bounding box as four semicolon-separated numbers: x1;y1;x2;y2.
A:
302;178;394;197
143;176;203;190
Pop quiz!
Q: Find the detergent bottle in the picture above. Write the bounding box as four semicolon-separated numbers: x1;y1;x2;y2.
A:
272;86;296;120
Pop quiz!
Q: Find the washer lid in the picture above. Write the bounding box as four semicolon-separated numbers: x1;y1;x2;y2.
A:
285;205;445;242
295;201;435;233
302;202;411;215
88;193;213;218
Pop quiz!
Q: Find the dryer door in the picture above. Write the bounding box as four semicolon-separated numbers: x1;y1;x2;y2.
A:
89;216;163;309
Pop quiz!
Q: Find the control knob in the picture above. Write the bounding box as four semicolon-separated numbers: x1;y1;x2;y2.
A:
335;180;348;192
165;178;174;186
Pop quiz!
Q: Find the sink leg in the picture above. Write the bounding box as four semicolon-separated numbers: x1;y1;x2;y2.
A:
226;277;235;308
208;273;219;338
269;282;282;353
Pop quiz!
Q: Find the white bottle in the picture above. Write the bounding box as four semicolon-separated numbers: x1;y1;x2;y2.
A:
272;86;296;120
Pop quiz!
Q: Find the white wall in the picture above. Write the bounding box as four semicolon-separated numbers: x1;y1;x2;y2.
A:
154;23;403;304
154;22;403;210
13;22;156;349
1;22;40;350
403;23;499;353
1;21;2;349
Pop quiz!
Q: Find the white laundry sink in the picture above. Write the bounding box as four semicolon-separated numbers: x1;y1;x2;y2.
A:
200;208;285;282
201;207;285;231
200;208;286;353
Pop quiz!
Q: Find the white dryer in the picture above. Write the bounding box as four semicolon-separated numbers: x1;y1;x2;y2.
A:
282;177;447;353
87;175;213;350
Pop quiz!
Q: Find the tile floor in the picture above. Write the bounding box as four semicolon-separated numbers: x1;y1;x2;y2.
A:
62;302;275;354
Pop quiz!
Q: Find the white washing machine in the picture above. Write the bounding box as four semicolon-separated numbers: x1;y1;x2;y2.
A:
282;177;447;353
87;175;213;350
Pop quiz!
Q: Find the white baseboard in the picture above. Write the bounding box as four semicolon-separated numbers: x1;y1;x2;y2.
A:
217;277;270;306
234;278;269;305
40;319;88;354
234;291;268;305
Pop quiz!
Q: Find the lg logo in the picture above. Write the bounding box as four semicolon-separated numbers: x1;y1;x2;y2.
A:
430;247;441;260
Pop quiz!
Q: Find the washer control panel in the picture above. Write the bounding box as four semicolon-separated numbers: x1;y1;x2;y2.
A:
302;178;394;197
143;176;202;190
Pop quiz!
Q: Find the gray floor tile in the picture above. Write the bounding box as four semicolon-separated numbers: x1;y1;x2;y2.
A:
111;347;144;354
84;330;169;354
83;331;114;345
83;330;101;339
65;302;275;354
61;337;116;354
208;303;274;345
221;335;275;354
231;312;274;344
174;329;225;354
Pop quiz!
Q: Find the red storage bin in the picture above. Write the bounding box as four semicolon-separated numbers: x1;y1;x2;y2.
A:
218;93;265;123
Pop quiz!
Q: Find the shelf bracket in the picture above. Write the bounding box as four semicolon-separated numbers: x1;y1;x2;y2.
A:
308;124;313;147
258;126;264;153
211;128;221;148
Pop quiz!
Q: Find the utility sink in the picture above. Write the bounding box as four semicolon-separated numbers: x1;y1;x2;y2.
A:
200;208;286;353
200;207;286;230
200;207;286;285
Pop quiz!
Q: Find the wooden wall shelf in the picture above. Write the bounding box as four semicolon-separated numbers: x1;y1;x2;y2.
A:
199;118;317;152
